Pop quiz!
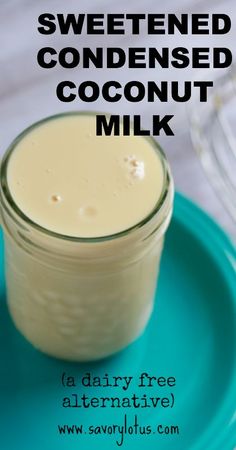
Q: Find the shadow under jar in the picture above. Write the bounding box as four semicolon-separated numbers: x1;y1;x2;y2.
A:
0;112;174;361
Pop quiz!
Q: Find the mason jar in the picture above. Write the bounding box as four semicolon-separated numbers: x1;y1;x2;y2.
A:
0;115;174;361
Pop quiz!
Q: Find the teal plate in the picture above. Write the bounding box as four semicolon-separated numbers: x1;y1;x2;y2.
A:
0;193;236;450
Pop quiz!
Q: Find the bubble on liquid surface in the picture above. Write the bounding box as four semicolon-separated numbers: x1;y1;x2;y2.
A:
79;206;97;218
124;155;135;163
123;155;145;180
51;194;62;203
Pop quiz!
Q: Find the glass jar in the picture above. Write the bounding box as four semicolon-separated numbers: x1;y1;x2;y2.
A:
0;116;174;361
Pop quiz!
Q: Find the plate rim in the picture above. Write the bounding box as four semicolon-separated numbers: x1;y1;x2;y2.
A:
174;192;236;450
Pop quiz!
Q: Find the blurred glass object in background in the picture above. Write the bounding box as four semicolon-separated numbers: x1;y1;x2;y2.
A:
190;67;236;234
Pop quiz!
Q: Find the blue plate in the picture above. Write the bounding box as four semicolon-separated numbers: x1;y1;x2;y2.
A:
0;193;236;450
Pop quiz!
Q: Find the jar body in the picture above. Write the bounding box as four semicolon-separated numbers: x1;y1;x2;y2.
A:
4;230;165;361
0;112;174;361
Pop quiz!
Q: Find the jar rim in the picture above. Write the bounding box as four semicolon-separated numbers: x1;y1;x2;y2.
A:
0;111;172;243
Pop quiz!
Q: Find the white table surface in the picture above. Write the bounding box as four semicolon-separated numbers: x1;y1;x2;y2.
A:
0;0;235;237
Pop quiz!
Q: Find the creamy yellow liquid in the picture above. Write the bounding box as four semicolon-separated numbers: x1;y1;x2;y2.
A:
3;113;173;361
7;114;164;237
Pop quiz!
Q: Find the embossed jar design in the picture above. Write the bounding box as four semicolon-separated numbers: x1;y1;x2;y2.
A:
0;123;174;361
